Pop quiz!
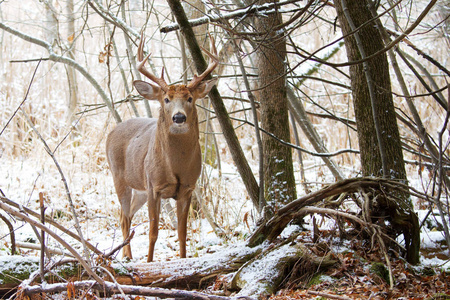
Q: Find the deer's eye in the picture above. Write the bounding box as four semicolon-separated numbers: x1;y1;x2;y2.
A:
164;98;170;104
187;97;193;103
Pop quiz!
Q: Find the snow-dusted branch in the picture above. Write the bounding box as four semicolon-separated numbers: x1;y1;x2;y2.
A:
20;280;254;300
160;0;303;33
0;21;122;123
0;196;101;254
87;0;140;39
16;241;74;257
0;199;103;284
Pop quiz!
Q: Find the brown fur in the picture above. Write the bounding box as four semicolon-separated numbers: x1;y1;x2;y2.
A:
106;79;216;262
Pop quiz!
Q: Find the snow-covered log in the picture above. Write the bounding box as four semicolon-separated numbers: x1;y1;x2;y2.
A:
18;280;254;300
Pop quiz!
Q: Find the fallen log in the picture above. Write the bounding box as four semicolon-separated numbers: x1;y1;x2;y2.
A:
0;237;338;298
0;244;261;292
18;280;254;300
230;238;337;298
113;245;261;288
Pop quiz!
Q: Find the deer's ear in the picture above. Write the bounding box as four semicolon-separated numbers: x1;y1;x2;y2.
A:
134;80;162;100
191;78;217;99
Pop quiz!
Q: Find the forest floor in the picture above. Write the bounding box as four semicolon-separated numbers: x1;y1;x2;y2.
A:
269;229;450;300
266;245;449;299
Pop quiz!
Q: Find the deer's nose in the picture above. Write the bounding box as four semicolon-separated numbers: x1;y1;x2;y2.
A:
173;113;186;124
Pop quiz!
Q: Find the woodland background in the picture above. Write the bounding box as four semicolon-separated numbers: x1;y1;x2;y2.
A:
0;0;449;299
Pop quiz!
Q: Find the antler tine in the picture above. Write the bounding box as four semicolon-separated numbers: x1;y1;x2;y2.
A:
187;34;219;89
136;32;169;92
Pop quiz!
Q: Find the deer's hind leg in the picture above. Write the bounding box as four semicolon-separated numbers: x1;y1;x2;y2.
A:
119;188;147;260
113;182;134;259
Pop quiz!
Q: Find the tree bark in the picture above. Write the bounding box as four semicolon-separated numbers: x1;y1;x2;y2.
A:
334;0;405;179
333;0;419;264
255;0;297;208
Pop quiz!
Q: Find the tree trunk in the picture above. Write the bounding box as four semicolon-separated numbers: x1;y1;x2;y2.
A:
333;0;419;264
255;0;297;208
334;1;405;179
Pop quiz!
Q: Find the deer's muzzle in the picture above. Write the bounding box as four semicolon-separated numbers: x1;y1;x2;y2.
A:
173;113;187;124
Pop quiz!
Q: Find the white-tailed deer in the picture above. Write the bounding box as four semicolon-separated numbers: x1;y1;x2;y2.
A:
106;34;218;262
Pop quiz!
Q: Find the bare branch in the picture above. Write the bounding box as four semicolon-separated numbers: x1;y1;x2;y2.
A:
160;0;303;33
0;200;103;284
0;21;121;123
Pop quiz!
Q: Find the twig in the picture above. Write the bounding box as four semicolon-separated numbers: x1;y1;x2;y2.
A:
400;35;450;77
375;227;394;289
0;59;41;136
290;112;308;192
434;85;450;253
0;212;16;254
359;190;394;288
307;290;351;300
229;115;359;157
93;266;128;299
103;230;135;259
397;49;447;110
288;87;345;180
398;50;447;109
39;192;46;284
87;0;140;39
108;27;139;117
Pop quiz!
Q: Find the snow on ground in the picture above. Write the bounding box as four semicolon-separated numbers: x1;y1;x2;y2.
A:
0;147;255;262
1;138;449;296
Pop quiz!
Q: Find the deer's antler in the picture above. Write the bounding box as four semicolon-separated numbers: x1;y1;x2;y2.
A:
187;34;219;90
137;32;169;92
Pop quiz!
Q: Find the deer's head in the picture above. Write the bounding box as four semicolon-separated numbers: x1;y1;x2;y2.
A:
134;34;218;135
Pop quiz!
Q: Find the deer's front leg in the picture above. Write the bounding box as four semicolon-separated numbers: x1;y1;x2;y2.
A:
147;190;161;262
176;191;192;258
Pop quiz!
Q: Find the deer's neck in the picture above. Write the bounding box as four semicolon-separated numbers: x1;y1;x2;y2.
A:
155;122;200;160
